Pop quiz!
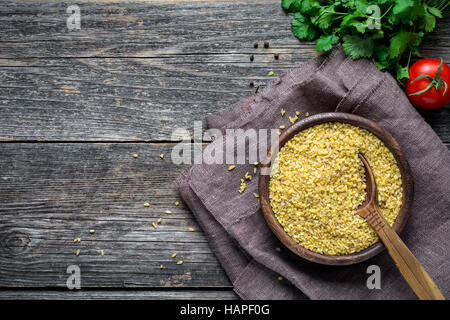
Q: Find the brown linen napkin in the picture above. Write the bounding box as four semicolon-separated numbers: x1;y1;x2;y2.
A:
175;45;450;300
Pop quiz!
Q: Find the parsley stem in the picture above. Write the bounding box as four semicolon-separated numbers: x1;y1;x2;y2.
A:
440;1;450;11
380;4;394;20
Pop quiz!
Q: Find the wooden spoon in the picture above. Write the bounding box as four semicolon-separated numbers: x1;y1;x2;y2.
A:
358;153;445;300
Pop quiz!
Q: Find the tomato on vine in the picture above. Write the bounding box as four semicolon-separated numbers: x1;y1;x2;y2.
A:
405;58;450;110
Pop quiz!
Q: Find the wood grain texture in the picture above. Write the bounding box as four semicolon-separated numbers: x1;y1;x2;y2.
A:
0;1;449;141
0;289;239;300
0;142;231;288
1;0;450;299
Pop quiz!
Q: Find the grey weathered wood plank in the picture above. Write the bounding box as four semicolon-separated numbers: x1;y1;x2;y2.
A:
0;142;231;288
0;289;239;300
0;1;449;142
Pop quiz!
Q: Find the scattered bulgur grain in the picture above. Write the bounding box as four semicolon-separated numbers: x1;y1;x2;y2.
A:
228;165;236;171
188;227;195;232
278;276;283;281
275;247;281;252
152;222;157;229
144;202;150;207
165;210;172;214
101;250;104;256
177;261;183;265
238;179;247;194
305;112;310;117
277;131;281;136
289;115;298;124
254;167;257;174
160;153;165;159
160;265;164;269
244;172;252;180
268;71;274;76
133;153;138;158
264;41;269;48
254;161;259;166
253;193;260;198
76;249;80;256
281;109;285;116
171;253;177;258
157;218;162;223
89;230;95;234
280;125;285;130
269;122;403;255
175;201;180;206
296;111;300;116
73;238;81;243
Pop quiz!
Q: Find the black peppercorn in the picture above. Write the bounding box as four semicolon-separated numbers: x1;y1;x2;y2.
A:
250;55;254;62
264;41;269;48
274;53;279;60
253;42;258;48
249;81;254;87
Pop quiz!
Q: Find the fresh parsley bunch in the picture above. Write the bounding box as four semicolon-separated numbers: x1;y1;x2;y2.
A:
282;0;450;82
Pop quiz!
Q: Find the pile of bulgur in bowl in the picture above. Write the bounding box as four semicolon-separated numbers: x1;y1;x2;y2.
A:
268;121;404;256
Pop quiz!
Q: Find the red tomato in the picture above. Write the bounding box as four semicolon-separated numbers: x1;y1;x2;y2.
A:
405;58;450;110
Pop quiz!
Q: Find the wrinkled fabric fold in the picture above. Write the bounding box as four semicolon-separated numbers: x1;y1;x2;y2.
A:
175;45;450;300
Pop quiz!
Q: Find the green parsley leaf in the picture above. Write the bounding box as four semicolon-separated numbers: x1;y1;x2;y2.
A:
291;13;316;41
389;31;419;59
392;0;414;16
373;44;389;64
427;6;443;18
423;12;436;32
281;0;301;13
396;63;410;82
342;35;375;59
311;7;336;30
316;34;339;51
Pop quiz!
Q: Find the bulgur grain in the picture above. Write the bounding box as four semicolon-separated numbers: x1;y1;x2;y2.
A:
269;122;403;255
289;115;298;124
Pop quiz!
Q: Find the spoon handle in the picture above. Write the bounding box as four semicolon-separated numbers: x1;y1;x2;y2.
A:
360;206;445;300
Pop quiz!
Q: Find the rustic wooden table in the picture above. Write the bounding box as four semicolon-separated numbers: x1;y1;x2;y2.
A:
0;0;449;300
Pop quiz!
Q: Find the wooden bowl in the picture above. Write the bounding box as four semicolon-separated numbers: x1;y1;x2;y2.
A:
258;112;414;266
